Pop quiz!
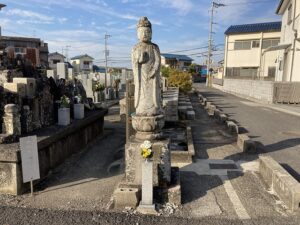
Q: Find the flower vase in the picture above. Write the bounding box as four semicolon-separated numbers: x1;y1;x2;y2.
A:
74;103;84;119
58;107;70;126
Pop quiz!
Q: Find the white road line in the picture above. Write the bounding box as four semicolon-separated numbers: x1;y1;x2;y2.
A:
219;175;251;220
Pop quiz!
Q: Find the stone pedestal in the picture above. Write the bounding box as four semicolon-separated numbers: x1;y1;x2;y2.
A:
2;104;21;136
132;114;165;140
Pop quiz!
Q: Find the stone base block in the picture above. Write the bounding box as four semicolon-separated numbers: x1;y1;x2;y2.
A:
125;138;171;187
214;109;221;118
227;121;238;134
0;134;18;144
167;184;181;206
237;134;256;153
0;162;23;195
113;187;141;209
137;204;157;215
207;105;216;116
186;111;195;120
218;114;228;124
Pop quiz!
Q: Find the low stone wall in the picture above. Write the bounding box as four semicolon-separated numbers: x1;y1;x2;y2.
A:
213;79;274;103
0;109;107;195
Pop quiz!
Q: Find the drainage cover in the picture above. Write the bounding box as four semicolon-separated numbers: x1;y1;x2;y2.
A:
209;163;237;169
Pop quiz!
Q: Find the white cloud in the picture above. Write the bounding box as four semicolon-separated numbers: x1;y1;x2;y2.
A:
6;8;54;22
158;0;194;15
58;17;68;24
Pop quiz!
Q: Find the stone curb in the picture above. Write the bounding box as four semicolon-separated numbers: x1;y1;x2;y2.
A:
259;156;300;212
207;104;216;116
237;134;256;154
218;113;228;124
226;121;239;134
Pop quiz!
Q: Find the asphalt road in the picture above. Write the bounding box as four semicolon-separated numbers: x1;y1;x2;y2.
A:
194;83;300;180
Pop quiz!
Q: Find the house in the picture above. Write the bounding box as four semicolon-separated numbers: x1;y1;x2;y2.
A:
70;54;94;74
161;53;193;71
274;0;300;81
0;36;49;68
48;52;65;70
224;22;281;80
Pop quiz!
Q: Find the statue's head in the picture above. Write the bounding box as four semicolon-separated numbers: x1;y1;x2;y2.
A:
137;17;152;43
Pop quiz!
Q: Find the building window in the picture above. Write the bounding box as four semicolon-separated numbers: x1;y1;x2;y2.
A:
268;67;276;78
15;47;25;54
52;59;61;64
252;40;260;48
234;41;251;50
184;62;191;66
83;61;90;65
288;4;293;25
262;39;280;49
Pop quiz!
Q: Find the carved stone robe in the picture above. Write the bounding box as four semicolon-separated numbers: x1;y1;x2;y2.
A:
132;42;161;116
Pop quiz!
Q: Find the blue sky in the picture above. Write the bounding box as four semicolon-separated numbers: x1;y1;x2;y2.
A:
0;0;281;68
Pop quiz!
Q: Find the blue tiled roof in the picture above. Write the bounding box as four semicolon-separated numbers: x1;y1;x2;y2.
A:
70;54;94;60
161;53;193;61
225;22;282;35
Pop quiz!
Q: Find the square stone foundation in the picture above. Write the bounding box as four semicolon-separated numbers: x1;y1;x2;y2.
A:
125;138;171;187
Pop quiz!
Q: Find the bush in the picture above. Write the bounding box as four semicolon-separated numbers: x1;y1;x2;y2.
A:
161;66;173;78
168;70;192;93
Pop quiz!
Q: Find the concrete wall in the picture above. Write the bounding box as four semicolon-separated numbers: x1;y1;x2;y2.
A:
220;79;274;103
0;109;107;195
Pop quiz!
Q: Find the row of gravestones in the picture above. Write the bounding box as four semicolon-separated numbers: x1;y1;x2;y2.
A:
0;70;90;143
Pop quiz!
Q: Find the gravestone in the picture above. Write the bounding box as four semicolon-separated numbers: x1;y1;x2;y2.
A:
3;83;26;97
2;104;21;136
13;78;36;98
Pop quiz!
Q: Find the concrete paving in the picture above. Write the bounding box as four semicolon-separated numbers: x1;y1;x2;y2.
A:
194;83;300;181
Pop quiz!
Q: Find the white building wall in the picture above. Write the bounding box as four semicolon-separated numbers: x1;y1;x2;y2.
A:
225;31;280;78
277;0;300;82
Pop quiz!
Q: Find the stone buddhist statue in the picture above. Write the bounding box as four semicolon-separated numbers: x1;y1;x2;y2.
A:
131;17;164;140
132;17;162;117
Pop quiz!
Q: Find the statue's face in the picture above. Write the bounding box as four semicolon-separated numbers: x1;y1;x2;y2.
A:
137;27;152;43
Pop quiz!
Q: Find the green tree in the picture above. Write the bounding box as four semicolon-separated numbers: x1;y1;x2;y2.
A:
168;70;192;93
188;63;197;74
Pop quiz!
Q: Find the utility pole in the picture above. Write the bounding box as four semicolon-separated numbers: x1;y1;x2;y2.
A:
104;33;111;93
207;1;225;87
0;4;6;37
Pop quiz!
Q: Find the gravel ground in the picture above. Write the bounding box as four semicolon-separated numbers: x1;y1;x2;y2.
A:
0;103;299;225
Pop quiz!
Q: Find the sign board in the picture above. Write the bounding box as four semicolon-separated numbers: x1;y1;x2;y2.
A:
20;135;40;183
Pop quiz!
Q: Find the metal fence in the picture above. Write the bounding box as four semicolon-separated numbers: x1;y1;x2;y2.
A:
273;82;300;104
